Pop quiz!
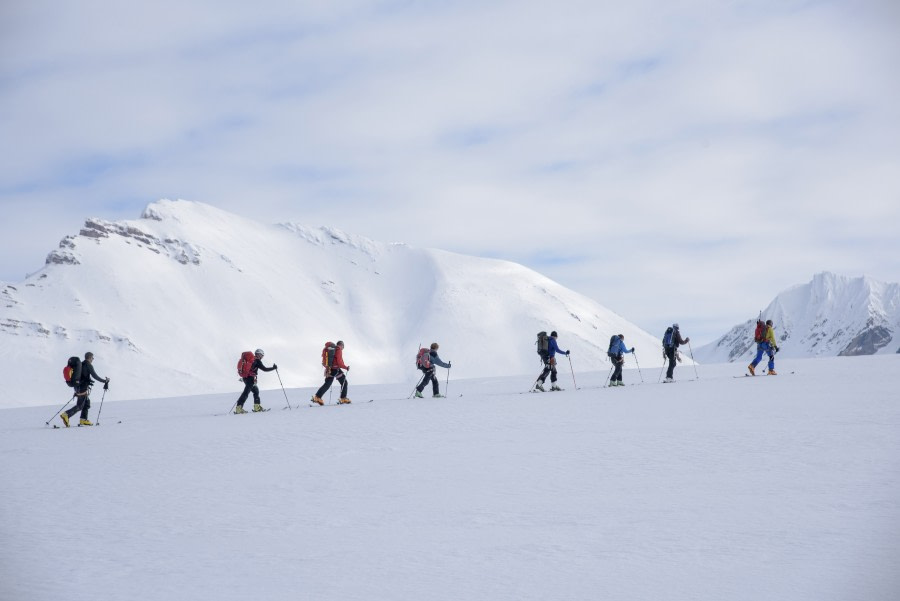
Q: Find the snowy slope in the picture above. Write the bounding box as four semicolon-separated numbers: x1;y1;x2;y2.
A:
0;199;668;408
2;356;899;601
694;272;900;363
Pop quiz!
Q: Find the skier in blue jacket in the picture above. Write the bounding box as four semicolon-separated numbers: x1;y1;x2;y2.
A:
608;334;634;387
536;331;569;391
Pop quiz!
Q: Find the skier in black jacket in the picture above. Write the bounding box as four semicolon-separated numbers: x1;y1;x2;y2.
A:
235;349;277;413
61;352;109;427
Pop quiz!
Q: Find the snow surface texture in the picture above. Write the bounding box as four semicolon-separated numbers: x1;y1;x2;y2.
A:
2;355;898;601
695;271;900;364
0;199;679;408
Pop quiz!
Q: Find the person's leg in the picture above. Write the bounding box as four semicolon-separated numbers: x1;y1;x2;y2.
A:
237;379;253;407
315;377;334;399
430;371;440;395
666;349;676;379
338;372;348;398
79;395;91;420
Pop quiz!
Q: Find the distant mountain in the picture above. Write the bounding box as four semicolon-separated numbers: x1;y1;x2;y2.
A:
1;200;666;408
694;272;900;363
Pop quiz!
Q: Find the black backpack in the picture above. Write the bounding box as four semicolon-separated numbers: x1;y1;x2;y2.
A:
63;356;81;387
536;331;549;357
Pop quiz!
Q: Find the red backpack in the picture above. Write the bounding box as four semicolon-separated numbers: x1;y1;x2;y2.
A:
322;342;336;368
753;320;767;343
416;347;432;369
237;351;256;378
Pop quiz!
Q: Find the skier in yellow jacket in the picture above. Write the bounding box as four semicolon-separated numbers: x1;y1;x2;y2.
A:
748;320;779;375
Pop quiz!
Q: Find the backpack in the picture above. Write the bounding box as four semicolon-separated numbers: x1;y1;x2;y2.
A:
607;335;619;359
237;351;255;378
322;342;336;368
662;327;675;349
536;331;549;357
63;356;81;387
753;319;767;343
416;347;432;369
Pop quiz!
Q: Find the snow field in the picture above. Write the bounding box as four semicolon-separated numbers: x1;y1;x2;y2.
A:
1;355;898;601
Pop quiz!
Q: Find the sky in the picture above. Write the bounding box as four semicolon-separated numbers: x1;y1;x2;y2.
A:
1;0;899;344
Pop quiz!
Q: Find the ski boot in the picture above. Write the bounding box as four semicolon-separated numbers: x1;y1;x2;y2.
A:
252;404;266;412
534;382;545;392
663;377;674;383
311;396;324;406
79;418;93;426
414;391;424;398
550;384;562;391
234;405;248;414
767;369;778;375
338;398;352;404
747;364;756;376
433;394;445;398
60;413;70;428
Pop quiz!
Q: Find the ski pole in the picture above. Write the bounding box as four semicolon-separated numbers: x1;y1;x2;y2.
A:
45;394;76;426
567;354;577;390
604;366;614;388
445;366;451;398
687;341;700;380
275;368;291;410
95;382;109;425
632;351;644;383
657;347;667;383
408;373;426;399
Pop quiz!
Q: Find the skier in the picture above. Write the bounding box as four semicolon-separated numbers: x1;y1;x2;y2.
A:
608;334;634;387
415;343;452;398
60;352;109;427
235;349;277;413
748;319;779;376
535;331;569;391
312;340;351;405
662;324;690;383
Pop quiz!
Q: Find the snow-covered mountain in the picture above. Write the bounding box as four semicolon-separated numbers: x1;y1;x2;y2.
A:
1;199;666;407
694;272;900;363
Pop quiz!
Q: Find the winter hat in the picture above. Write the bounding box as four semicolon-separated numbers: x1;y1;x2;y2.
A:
672;323;679;329
550;331;558;337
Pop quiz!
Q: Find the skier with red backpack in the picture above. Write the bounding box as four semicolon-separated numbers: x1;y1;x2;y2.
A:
748;319;779;376
60;351;109;427
234;349;277;413
414;343;452;398
312;340;351;405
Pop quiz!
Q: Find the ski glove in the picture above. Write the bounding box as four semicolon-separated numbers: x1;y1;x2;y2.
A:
103;381;109;390
565;350;570;356
630;348;635;353
273;364;278;369
448;362;452;368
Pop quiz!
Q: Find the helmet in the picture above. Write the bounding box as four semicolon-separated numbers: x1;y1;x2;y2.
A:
255;349;265;357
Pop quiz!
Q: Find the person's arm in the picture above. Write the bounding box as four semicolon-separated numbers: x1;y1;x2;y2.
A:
430;352;450;369
255;358;276;372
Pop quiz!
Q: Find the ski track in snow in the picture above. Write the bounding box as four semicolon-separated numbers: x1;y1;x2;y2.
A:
2;356;899;601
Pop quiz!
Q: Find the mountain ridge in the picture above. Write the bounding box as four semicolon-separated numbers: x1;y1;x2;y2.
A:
1;199;666;408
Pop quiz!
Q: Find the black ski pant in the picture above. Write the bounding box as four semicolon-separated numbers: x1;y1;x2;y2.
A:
665;347;677;379
237;377;260;407
65;386;91;420
538;357;558;383
611;354;624;383
316;369;348;399
416;367;440;395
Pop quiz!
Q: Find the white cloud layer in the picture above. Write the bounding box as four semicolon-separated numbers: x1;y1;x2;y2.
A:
2;0;899;342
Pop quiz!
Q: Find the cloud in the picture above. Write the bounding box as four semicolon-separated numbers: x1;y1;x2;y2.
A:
1;0;899;343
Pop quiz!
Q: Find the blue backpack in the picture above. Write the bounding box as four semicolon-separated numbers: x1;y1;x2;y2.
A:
662;327;675;349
